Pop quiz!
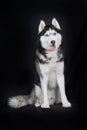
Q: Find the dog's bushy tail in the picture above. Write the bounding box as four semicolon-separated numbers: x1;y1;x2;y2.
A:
8;90;35;108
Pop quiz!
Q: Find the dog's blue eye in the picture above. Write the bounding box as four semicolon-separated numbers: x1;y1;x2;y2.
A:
45;34;49;37
53;32;56;35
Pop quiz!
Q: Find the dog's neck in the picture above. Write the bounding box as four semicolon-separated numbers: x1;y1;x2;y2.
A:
46;50;58;59
36;45;63;64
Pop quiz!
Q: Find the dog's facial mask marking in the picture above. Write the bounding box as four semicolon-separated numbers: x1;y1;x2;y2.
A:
39;18;62;51
42;29;62;51
40;31;62;51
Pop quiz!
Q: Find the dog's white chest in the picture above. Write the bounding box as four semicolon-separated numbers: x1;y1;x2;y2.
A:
45;61;64;74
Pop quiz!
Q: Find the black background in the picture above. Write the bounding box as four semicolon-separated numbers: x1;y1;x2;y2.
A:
0;0;87;129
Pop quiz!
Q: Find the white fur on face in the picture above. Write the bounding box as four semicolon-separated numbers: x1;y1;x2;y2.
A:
40;28;62;51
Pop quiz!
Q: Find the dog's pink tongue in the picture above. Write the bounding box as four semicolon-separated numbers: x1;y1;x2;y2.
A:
50;45;56;51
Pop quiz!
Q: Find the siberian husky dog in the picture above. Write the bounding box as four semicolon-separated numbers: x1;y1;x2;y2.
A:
8;18;71;108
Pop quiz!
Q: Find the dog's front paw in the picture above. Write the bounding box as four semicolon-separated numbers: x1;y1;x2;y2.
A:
62;101;71;108
35;102;40;107
41;103;50;108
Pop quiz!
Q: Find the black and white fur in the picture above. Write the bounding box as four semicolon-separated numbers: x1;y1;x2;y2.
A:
8;18;71;108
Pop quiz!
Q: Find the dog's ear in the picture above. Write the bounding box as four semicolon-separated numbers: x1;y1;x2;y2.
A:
38;20;46;33
52;18;61;29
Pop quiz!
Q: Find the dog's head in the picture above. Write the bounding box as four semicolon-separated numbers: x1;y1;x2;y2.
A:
38;18;62;51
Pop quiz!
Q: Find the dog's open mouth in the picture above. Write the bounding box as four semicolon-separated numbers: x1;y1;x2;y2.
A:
50;45;56;51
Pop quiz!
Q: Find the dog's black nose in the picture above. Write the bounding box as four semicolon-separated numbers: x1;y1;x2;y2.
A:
51;40;55;46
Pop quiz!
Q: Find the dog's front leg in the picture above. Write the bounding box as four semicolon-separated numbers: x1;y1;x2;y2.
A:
40;74;50;108
57;74;71;107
